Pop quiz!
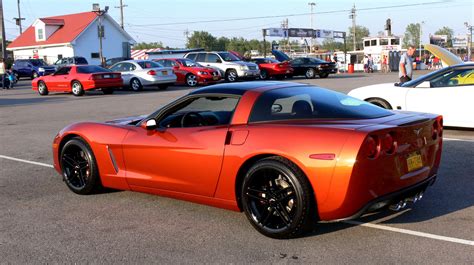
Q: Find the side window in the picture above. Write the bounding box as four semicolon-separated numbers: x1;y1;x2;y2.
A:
158;96;240;128
122;63;136;71
186;53;197;61
273;94;313;115
170;61;179;67
292;58;304;64
454;69;474;86
196;53;206;62
430;69;474;87
206;53;220;63
55;67;71;75
110;63;123;72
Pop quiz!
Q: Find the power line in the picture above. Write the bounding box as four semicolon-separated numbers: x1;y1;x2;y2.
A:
131;1;447;27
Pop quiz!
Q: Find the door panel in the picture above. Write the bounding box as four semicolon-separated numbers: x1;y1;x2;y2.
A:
122;126;228;196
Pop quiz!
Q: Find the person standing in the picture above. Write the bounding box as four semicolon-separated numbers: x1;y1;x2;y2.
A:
0;58;6;89
399;45;416;83
381;55;388;73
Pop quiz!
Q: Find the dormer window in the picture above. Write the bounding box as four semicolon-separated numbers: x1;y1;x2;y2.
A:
37;28;44;40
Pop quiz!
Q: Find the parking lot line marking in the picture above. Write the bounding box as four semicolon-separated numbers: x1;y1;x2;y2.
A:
443;138;474;143
344;220;474;246
0;155;54;168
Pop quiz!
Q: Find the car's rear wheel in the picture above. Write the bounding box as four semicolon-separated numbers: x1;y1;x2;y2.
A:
185;74;198;87
319;73;329;78
71;81;84;96
260;70;269;80
225;69;238;82
130;78;143;91
102;88;114;94
60;137;101;195
366;98;392;109
37;81;48;96
305;68;315;79
241;156;315;239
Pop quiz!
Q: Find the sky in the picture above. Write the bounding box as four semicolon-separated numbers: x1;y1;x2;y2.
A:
2;0;473;47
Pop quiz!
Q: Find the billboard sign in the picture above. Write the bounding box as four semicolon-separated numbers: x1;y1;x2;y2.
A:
429;35;448;47
288;28;315;38
452;35;468;48
265;28;288;37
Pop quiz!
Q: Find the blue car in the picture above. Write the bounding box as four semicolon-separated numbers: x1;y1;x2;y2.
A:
12;59;57;79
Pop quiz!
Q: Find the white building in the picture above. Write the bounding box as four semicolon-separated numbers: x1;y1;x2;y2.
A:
7;11;135;65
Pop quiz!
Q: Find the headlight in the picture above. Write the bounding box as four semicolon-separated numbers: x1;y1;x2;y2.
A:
38;67;45;72
240;65;248;70
198;71;209;75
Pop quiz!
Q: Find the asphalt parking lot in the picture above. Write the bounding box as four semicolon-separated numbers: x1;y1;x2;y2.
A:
1;72;473;263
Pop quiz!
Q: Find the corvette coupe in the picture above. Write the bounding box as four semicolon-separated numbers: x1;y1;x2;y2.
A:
32;65;122;96
53;82;443;238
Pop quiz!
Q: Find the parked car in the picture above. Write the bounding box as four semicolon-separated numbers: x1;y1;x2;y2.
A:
32;65;121;96
54;56;88;68
154;58;222;87
105;57;132;68
184;51;259;82
52;81;442;238
12;59;56;79
348;63;474;128
272;50;337;79
251;58;293;80
109;60;176;91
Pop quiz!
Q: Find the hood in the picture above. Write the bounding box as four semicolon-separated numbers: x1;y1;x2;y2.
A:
106;115;147;125
271;50;291;62
348;83;397;99
424;44;463;67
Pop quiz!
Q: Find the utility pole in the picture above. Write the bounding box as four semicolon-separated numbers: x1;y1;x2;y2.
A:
13;0;25;34
419;21;424;59
281;18;289;53
92;4;109;66
308;2;316;53
0;0;7;60
349;4;356;51
115;0;127;29
465;22;473;61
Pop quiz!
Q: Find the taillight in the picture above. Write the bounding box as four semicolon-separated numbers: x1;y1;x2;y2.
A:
432;121;439;140
90;74;102;80
365;135;380;159
438;117;443;137
382;132;397;154
147;70;156;75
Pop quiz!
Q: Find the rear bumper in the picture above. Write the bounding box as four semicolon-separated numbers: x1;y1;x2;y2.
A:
141;76;177;86
333;173;437;221
83;79;123;90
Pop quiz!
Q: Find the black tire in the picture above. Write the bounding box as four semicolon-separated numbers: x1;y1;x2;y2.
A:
71;81;84;96
102;88;114;95
37;81;49;96
366;98;392;109
31;71;39;79
305;68;316;79
259;70;269;80
185;73;198;87
241;156;315;239
60;137;102;195
158;84;169;90
319;73;329;78
225;69;238;82
130;78;143;91
275;75;285;80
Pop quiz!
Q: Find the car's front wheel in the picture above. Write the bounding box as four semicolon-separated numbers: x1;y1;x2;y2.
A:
37;81;48;96
60;137;101;195
305;68;315;79
225;69;238;82
366;98;392;109
185;74;198;87
130;78;143;91
260;70;269;80
241;156;315;239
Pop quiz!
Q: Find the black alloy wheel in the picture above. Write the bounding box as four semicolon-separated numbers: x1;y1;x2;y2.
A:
225;69;238;82
130;78;143;91
260;70;269;80
60;137;101;195
241;156;314;239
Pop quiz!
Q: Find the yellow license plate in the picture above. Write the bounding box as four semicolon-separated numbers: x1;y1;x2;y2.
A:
162;71;168;75
407;153;423;172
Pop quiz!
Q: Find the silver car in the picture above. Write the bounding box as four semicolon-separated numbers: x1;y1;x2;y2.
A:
110;60;177;91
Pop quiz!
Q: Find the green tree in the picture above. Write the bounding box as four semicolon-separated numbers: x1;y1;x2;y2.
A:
434;26;454;47
346;25;370;50
321;39;345;52
186;31;217;51
403;23;421;48
132;42;164;50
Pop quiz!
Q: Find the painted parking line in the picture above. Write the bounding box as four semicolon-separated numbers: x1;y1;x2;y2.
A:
443;137;474;143
344;220;474;246
1;154;474;246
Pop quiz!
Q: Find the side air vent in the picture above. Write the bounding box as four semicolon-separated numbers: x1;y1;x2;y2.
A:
106;145;119;173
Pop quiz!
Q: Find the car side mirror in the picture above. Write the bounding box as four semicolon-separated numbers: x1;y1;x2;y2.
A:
142;119;158;130
416;81;431;88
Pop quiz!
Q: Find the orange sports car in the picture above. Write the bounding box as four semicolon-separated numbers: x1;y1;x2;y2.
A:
52;81;443;238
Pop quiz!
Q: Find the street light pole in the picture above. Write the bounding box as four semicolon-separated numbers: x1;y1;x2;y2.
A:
465;22;473;61
419;21;424;59
92;4;109;67
308;2;316;53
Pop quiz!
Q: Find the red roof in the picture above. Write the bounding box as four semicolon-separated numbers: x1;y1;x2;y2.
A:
8;12;97;49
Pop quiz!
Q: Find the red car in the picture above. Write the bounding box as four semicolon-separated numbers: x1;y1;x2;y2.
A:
32;65;122;96
52;81;442;238
251;58;294;80
154;58;221;87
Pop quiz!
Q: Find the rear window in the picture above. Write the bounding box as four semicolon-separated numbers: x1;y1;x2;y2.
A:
77;65;111;73
30;59;48;66
137;61;162;69
249;86;393;122
75;57;88;64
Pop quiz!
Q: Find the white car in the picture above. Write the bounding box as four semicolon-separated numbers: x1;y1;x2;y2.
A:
348;63;474;128
184;51;260;82
110;60;177;91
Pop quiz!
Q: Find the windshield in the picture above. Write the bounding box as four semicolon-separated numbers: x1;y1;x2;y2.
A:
249;86;393;122
30;59;48;66
178;59;202;67
401;67;450;87
218;52;240;62
77;65;111;73
138;61;163;69
308;58;327;64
